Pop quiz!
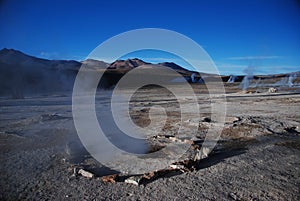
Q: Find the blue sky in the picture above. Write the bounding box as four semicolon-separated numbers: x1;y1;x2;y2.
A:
0;0;299;75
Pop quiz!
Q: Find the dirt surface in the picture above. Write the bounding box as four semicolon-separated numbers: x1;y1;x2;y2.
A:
0;84;300;200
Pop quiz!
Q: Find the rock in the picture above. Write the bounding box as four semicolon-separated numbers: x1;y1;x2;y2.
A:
169;164;185;170
40;113;68;121
225;116;240;124
194;147;210;160
285;126;300;133
229;192;237;200
153;134;175;139
201;117;211;122
102;174;118;183
169;137;178;142
142;171;155;180
71;167;77;177
183;139;194;144
125;176;142;186
78;169;94;178
268;87;278;93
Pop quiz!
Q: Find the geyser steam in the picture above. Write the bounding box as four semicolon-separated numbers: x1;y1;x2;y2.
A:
240;66;255;91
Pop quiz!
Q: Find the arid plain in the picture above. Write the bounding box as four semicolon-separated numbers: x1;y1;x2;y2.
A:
1;81;299;200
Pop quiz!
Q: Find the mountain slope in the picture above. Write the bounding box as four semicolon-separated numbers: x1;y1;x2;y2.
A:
108;58;150;70
0;49;82;98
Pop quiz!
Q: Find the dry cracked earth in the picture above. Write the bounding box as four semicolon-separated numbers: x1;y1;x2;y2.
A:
0;84;299;200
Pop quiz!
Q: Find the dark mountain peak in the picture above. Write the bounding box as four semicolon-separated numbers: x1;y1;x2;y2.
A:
0;48;10;53
108;58;150;69
0;48;44;65
0;48;81;72
0;48;15;53
0;48;26;57
0;48;80;65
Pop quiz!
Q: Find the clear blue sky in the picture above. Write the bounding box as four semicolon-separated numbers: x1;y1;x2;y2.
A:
0;0;299;75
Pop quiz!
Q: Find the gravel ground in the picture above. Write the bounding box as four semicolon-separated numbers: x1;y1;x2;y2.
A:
0;85;299;200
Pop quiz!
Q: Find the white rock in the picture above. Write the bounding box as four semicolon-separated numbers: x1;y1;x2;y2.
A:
268;87;278;93
170;164;185;169
125;176;141;185
78;169;94;178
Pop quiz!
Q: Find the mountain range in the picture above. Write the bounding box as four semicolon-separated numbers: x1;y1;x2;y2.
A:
0;48;202;98
0;48;299;98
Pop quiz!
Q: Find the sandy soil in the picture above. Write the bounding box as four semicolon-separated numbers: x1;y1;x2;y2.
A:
0;84;299;200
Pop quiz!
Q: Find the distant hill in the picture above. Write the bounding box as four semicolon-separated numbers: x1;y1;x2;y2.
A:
2;48;298;98
81;59;109;69
0;48;81;71
0;49;206;97
108;58;150;70
107;59;194;74
0;49;82;98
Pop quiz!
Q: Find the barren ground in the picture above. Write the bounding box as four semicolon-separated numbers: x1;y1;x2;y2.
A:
0;84;299;200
